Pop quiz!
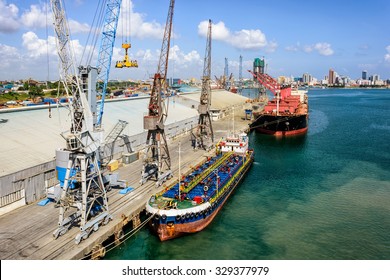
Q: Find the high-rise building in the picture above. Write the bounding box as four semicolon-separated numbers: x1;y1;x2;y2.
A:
253;58;265;80
328;69;335;85
302;73;312;84
362;70;367;80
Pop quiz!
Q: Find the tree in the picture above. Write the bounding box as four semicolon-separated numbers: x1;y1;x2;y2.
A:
23;81;29;91
28;86;43;99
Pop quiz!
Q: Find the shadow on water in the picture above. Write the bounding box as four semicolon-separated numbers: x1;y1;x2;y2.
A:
250;130;308;150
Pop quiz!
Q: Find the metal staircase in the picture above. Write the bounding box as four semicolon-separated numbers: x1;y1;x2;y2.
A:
103;120;128;163
105;120;128;144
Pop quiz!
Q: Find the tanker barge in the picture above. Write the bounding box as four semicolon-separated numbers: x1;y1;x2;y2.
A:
146;132;254;241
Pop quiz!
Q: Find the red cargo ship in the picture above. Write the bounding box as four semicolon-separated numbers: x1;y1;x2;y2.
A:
248;70;308;136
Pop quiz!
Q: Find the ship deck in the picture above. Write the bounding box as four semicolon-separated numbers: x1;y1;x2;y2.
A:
150;151;250;210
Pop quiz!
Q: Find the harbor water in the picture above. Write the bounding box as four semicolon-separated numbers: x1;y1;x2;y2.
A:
105;88;390;260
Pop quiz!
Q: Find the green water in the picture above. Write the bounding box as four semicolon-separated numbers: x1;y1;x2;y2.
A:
105;88;390;260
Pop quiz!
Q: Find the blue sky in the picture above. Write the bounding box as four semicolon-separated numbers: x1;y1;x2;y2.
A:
0;0;389;82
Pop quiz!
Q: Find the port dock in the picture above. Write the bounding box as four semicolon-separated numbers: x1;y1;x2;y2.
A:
0;91;251;259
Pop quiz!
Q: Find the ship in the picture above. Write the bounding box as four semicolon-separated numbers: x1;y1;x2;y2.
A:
248;58;308;136
145;132;254;241
250;85;308;136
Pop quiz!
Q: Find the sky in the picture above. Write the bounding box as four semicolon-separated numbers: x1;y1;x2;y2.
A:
0;0;389;82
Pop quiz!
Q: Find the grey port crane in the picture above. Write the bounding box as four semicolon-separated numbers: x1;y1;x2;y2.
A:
192;19;214;150
50;0;121;244
140;0;175;186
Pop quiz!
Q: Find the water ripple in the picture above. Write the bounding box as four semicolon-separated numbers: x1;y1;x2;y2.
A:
308;109;329;136
370;123;390;132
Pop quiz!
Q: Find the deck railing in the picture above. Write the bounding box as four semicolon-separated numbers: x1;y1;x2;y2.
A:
209;152;252;204
182;152;233;193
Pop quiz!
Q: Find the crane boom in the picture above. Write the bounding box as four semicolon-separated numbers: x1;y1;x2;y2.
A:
248;70;280;96
141;0;175;185
238;55;243;94
157;0;174;78
96;0;122;127
193;19;213;149
51;0;77;91
224;57;229;90
51;0;93;136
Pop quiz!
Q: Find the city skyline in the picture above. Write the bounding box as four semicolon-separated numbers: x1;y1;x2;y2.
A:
0;0;389;82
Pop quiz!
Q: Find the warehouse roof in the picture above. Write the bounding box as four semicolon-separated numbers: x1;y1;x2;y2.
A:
0;90;248;177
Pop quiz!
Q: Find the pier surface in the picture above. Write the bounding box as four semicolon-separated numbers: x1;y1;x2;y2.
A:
0;113;250;260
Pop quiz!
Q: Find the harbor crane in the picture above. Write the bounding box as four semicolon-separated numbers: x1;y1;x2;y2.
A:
50;0;121;244
140;0;175;186
192;19;214;149
96;0;124;127
238;55;243;94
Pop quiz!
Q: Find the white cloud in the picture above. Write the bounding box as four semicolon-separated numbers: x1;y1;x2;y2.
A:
21;3;90;33
0;0;20;33
198;20;230;41
303;45;313;53
117;0;165;40
198;20;276;52
21;31;89;64
285;45;299;52
68;19;91;34
111;46;123;63
385;46;390;62
0;1;90;34
314;42;334;56
22;31;61;59
303;42;334;56
230;29;267;49
266;41;278;53
21;4;49;29
22;31;52;58
169;45;201;66
0;43;20;69
136;49;157;62
132;46;201;68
